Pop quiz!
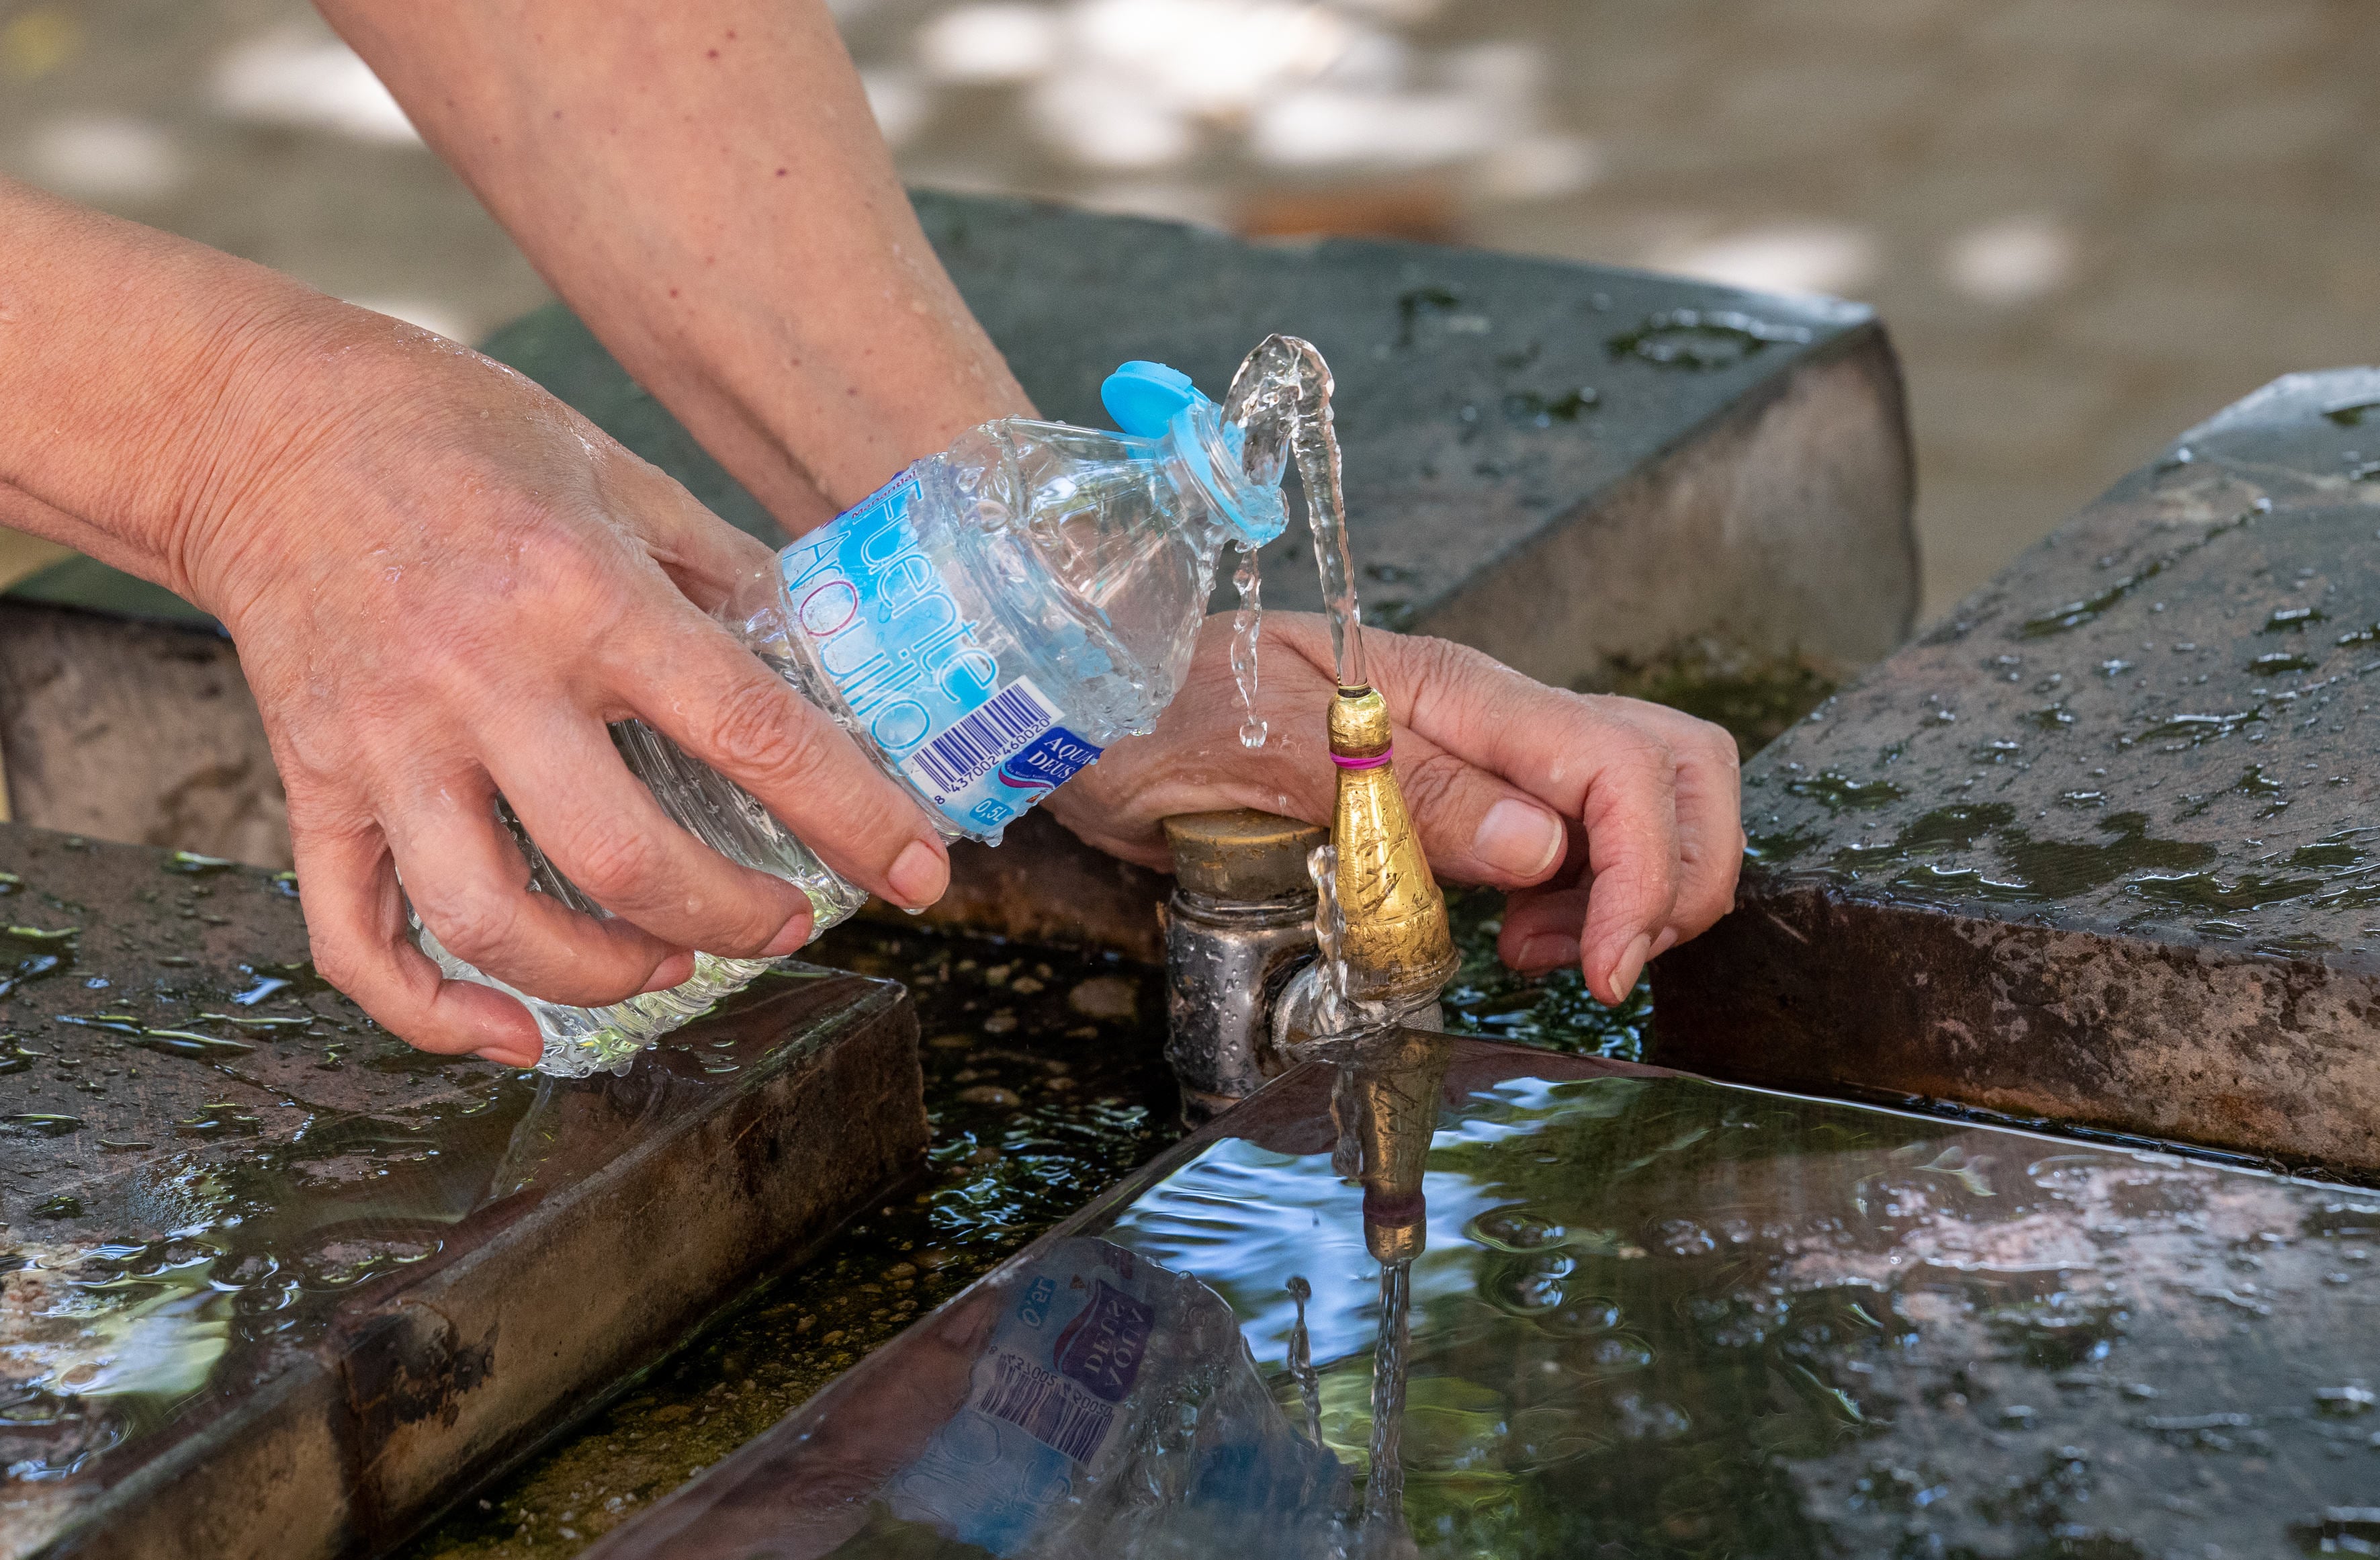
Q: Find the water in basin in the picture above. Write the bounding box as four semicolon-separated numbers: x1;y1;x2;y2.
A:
614;1039;2380;1559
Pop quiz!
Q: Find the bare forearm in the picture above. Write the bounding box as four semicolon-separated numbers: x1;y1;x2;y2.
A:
320;0;1032;535
0;177;323;601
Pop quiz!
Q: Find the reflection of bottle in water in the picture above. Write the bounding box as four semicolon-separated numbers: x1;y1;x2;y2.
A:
419;364;1288;1078
873;1238;1347;1559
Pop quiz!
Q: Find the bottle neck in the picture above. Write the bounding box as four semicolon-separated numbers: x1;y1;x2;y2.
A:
1162;399;1286;551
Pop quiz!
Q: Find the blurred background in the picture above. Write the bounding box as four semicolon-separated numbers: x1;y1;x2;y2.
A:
4;0;2378;617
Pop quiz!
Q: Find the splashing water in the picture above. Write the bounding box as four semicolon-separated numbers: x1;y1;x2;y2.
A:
1307;842;1354;1037
1232;542;1267;748
1225;335;1368;693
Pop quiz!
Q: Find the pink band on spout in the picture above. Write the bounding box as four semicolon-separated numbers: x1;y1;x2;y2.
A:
1332;748;1393;770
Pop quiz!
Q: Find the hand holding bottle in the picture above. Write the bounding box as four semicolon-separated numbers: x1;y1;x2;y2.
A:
1048;612;1745;1006
0;179;950;1068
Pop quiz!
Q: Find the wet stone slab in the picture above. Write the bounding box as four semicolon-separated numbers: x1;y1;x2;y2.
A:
0;823;924;1558
582;1033;2380;1559
1654;367;2380;1177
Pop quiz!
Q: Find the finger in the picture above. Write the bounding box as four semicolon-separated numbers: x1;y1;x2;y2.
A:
290;812;547;1066
1630;705;1745;939
1571;725;1683;1004
590;446;778;612
385;765;709;1006
482;714;821;961
1378;727;1570;889
1497;885;1593;976
1362;633;1706;999
611;619;951;910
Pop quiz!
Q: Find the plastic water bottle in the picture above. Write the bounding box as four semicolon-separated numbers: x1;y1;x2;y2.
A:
417;361;1288;1076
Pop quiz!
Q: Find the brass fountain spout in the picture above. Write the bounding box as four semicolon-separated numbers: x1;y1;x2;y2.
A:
1325;685;1460;1019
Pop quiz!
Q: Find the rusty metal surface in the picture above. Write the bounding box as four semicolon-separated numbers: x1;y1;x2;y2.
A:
1160;810;1325;904
1654;367;2380;1176
0;822;925;1559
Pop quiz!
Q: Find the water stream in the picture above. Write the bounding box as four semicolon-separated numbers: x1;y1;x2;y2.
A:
1229;542;1266;749
1359;1258;1413;1538
1223;333;1369;695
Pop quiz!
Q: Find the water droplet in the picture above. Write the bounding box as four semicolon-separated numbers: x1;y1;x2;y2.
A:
1466;1204;1568;1253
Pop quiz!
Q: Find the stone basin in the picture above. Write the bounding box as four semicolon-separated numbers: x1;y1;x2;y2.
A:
0;824;924;1559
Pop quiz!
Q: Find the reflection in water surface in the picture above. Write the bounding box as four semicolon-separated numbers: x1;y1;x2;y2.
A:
633;1042;2380;1559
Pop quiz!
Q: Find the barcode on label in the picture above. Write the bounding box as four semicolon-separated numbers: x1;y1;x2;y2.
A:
903;679;1061;798
975;1350;1115;1464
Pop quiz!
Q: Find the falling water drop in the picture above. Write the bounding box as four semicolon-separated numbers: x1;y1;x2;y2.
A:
1231;541;1267;748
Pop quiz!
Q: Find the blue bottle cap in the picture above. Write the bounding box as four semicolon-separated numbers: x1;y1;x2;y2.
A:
1101;360;1199;437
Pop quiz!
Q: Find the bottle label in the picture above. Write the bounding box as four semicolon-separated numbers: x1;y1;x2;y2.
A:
779;472;1102;835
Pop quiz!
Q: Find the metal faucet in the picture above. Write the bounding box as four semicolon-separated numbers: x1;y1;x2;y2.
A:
1159;683;1462;1117
1159;808;1327;1121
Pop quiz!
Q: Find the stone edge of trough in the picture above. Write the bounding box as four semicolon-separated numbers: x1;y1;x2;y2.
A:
38;977;927;1560
1652;365;2380;1184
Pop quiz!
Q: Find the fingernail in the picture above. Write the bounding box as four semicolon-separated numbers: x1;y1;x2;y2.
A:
1605;933;1653;1004
1513;933;1578;972
887;839;949;908
640;951;696;994
1473;799;1565;880
472;1045;539;1068
761;909;815;958
1651;927;1679;958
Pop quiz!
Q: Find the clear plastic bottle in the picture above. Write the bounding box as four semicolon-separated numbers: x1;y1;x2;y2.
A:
417;362;1288;1076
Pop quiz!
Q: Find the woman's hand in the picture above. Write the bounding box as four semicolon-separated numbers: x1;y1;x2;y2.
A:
185;310;954;1065
1047;613;1744;1004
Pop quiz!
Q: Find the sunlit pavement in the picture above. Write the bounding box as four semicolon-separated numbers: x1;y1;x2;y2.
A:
5;0;2377;615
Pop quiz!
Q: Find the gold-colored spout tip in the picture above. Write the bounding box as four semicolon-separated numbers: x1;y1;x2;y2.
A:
1329;686;1392;758
1327;689;1458;1009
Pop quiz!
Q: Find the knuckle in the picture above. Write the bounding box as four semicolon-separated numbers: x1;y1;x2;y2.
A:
412;882;524;966
547;819;667;906
1402;634;1501;702
1396;750;1471;812
699;677;824;787
306;931;375;1000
